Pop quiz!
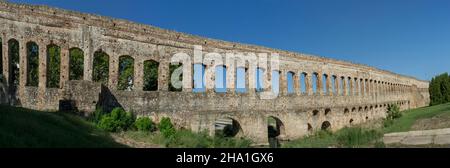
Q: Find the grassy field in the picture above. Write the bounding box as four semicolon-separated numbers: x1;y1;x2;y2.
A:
384;103;450;133
283;103;450;148
0;105;125;148
0;105;251;148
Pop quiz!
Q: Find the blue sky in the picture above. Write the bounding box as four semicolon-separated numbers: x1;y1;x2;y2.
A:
10;0;450;81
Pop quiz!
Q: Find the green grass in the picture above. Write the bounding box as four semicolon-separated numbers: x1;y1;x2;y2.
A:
282;127;383;148
120;130;253;148
383;103;450;133
0;105;125;148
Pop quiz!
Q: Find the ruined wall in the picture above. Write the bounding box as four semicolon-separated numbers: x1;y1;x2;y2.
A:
0;2;430;144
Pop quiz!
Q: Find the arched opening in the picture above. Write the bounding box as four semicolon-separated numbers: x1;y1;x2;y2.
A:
349;119;354;124
346;77;351;95
271;70;280;95
340;76;345;95
351;107;356;112
331;75;337;95
322;74;328;94
321;121;331;130
300;72;307;94
287;71;295;94
46;44;61;88
92;50;109;84
193;63;206;92
365;106;368;111
359;107;363;112
215;65;226;93
307;123;313;132
26;41;39;86
118;55;134;91
69;47;84;80
169;62;183;92
143;60;159;91
214;117;241;137
312;72;319;94
325;108;331;115
313;110;319;116
8;39;20;104
267;116;285;148
255;67;264;92
344;108;350;114
235;66;246;93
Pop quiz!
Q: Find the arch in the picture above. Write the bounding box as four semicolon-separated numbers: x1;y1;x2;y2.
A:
214;117;242;137
364;106;368;111
300;72;307;94
143;60;159;91
340;76;345;96
287;71;295;94
321;121;331;130
255;67;264;92
307;123;313;132
322;73;328;94
349;119;354;124
358;107;363;112
117;55;134;91
271;70;280;94
193;63;206;92
325;108;331;115
235;66;246;93
169;62;183;92
267;116;285;148
331;75;337;95
344;108;350;114
351;107;356;112
346;77;352;95
92;50;109;84
46;44;61;88
8;39;20;104
312;72;319;94
312;110;319;116
69;47;84;80
215;65;226;93
26;41;39;86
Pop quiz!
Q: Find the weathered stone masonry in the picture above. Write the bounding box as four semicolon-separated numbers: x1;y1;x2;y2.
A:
0;2;429;144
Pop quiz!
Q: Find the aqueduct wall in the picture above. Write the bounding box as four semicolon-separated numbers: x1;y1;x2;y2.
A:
0;2;429;144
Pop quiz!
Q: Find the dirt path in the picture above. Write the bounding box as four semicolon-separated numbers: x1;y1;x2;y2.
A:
383;128;450;146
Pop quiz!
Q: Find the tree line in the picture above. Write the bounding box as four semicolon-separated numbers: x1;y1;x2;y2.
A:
429;72;450;106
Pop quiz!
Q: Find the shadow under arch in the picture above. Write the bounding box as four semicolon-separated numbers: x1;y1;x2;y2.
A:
214;117;242;137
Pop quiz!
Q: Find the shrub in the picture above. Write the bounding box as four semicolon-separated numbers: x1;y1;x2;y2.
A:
158;117;176;138
336;127;382;147
386;104;402;120
97;107;135;132
90;107;106;123
134;117;155;132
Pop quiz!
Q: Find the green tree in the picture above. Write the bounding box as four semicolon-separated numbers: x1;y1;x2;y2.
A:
92;51;109;85
143;60;159;91
117;56;134;90
429;73;450;105
46;44;60;88
69;48;84;80
27;42;39;86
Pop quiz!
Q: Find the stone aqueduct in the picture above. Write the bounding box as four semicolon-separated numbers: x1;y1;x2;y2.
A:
0;2;429;144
